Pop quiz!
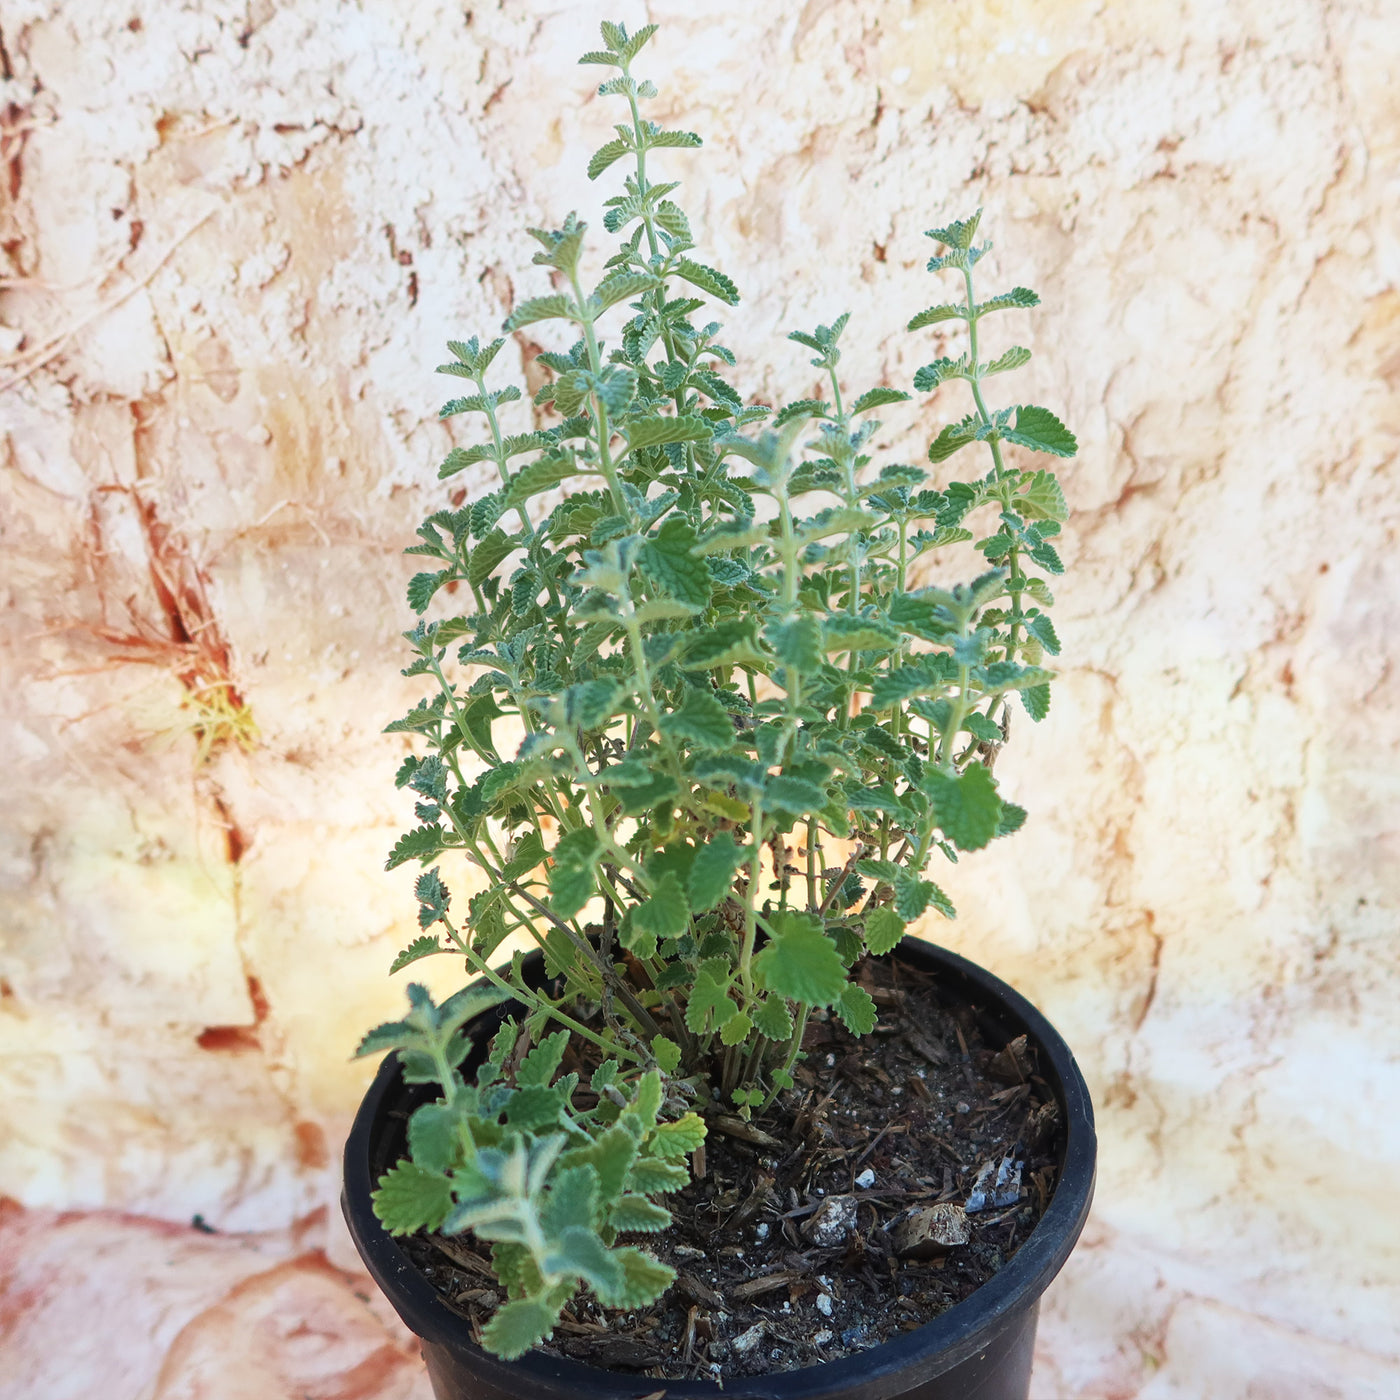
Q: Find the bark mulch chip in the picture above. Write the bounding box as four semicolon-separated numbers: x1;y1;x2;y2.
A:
401;952;1065;1382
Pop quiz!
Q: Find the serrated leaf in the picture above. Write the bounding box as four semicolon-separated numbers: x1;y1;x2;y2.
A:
467;528;516;587
1021;683;1051;722
1002;405;1077;458
984;345;1031;376
926;210;982;249
976;287;1040;315
541;1163;600;1235
926;761;1002;852
660;685;733;751
649;128;704;151
386;825;446;871
632;872;690;942
823;614;899;654
593;270;656;311
624;414;713;450
864;907;907;956
517;1029;570;1088
685;960;738;1033
1025;612;1061;655
641;518;712;608
894;870;955;920
851;386;911;414
503;456;580;508
371;1160;454;1235
753;996;794;1041
997;801;1028;836
681;620;767;670
836;984;877;1036
650;1112;706;1159
610;1195;672;1233
673;258;739;305
651;1036;682;1075
503;294;573;332
907;303;966;331
593;1246;675;1309
630;1157;690;1193
687;832;747;913
764;774;828;817
928;414;981;463
764;615;823;675
390;934;442;974
480;1296;560;1361
1016;468;1069;524
719;1009;753;1046
548;1224;625;1293
549;861;595;921
407;1103;459;1173
752;912;847;1006
407;570;449;614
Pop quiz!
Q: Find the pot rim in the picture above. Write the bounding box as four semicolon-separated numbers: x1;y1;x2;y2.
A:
343;937;1096;1398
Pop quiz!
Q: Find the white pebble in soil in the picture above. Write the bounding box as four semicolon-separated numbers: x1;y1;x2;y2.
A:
816;1293;834;1317
854;1167;876;1189
755;1222;769;1240
813;1329;834;1345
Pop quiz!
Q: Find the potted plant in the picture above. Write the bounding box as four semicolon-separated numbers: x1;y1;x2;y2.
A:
343;20;1095;1400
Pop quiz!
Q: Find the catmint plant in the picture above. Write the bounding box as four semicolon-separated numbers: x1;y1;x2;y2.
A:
357;20;1076;1361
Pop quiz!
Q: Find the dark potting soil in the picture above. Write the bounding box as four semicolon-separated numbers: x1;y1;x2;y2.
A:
401;952;1064;1382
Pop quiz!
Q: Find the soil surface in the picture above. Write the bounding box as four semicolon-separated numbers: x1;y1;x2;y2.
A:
402;953;1064;1382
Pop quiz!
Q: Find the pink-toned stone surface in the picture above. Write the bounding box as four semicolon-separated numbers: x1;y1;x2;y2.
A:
1;1;1397;1396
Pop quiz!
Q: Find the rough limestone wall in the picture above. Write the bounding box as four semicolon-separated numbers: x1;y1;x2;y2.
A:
0;1;1396;1394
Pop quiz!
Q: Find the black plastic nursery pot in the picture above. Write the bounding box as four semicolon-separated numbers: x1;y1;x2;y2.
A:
343;937;1096;1400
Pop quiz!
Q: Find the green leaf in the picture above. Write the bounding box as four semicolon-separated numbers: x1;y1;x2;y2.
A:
624;414;713;450
753;995;794;1041
571;1124;638;1206
541;1163;600;1234
517;1029;571;1087
673;258;739;305
632;873;690;941
836;984;877;1036
685;960;738;1033
752;912;848;1006
926;761;1002;851
907;302;966;331
681;619;767;670
629;1157;690;1192
561;678;621;729
641;519;712;608
764;615;823;675
1002;405;1077;457
1016;469;1069;524
688;832;748;912
503;294;573;332
549;861;594;920
371;1160;454;1235
506;1084;567;1131
997;801;1027;837
390;934;442;974
549;1224;625;1293
926;210;982;249
1025;612;1061;655
480;1296;560;1361
851;386;911;414
386;825;446;871
976;287;1040;315
864;907;907;956
649;1112;706;1158
587;137;633;178
764;774;828;817
651;1035;682;1074
928;414;981;463
1021;682;1051;722
720;1009;753;1046
894;870;955;920
407;1103;459;1173
467;528;515;587
592;270;656;311
823;614;899;654
984;346;1031;376
503;455;581;508
648;128;704;151
407;570;449;614
661;685;733;751
593;1247;675;1309
610;1195;672;1233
